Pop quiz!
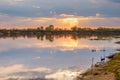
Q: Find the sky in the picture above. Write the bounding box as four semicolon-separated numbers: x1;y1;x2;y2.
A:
0;0;120;29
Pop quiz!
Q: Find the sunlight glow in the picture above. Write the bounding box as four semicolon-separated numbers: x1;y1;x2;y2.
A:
0;13;120;29
63;18;79;28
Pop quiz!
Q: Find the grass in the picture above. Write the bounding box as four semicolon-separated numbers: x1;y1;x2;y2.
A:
104;52;120;80
80;52;120;80
116;49;120;51
113;36;120;38
115;41;120;44
105;53;120;72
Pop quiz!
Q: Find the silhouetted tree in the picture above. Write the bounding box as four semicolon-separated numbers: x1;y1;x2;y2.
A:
71;26;78;31
46;25;54;31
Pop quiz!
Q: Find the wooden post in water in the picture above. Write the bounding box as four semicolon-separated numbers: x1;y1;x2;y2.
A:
91;57;94;75
91;57;94;80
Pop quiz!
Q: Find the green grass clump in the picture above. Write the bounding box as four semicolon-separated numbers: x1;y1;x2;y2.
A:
115;72;120;80
115;41;120;44
113;36;120;38
105;53;120;72
104;52;120;80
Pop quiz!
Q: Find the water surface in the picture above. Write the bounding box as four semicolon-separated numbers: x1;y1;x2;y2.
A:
0;36;120;80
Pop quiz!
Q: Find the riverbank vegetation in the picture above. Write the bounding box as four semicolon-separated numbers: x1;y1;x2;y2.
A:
0;25;120;41
76;52;120;80
116;41;120;44
0;25;120;33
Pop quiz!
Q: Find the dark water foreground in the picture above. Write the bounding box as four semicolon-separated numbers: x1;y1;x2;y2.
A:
0;34;120;80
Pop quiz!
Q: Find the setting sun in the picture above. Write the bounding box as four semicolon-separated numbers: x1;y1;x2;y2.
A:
62;18;79;28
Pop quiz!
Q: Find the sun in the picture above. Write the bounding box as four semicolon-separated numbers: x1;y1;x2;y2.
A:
63;18;79;28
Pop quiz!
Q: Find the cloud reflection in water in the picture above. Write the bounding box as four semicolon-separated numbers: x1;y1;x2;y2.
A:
0;37;120;80
0;64;83;80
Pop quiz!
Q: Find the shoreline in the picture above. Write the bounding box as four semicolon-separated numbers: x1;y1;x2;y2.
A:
75;52;120;80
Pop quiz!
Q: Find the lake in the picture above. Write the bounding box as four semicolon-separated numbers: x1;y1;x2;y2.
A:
0;35;120;80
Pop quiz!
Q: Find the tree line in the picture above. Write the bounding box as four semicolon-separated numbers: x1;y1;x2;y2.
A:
0;25;120;41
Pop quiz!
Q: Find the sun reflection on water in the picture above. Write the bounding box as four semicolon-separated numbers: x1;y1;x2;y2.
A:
0;36;120;80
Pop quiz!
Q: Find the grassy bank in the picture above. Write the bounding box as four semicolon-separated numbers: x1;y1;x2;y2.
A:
75;40;120;80
106;52;120;80
76;52;120;80
116;41;120;44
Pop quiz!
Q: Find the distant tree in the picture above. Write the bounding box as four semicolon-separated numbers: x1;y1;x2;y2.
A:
46;25;54;31
40;26;44;30
49;25;54;30
37;27;40;31
71;26;78;31
54;28;61;31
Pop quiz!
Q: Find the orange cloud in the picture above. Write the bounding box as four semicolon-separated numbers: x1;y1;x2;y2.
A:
0;13;120;29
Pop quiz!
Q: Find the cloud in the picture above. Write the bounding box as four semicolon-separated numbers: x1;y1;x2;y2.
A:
45;69;84;80
109;0;120;3
33;56;41;60
0;13;120;29
32;5;41;9
0;0;118;29
0;0;119;17
0;64;52;80
0;64;84;80
59;14;75;18
0;64;24;75
0;64;51;75
14;0;24;2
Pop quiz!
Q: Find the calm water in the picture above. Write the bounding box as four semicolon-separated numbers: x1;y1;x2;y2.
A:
0;36;120;80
